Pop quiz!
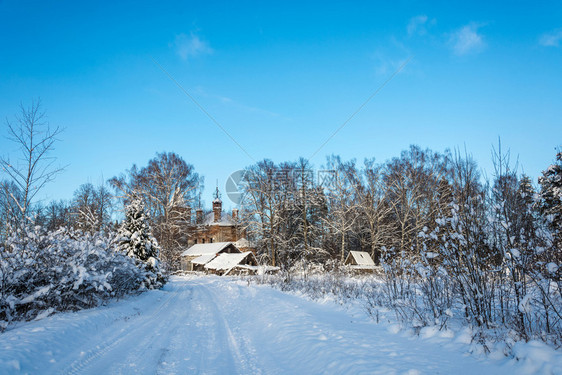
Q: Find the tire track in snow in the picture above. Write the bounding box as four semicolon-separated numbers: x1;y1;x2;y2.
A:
155;285;221;375
59;285;179;375
107;283;194;375
195;279;265;375
173;279;246;375
197;282;245;373
59;278;252;375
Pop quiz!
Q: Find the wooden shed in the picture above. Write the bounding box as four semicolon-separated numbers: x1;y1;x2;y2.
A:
344;251;376;273
180;242;241;271
204;252;258;276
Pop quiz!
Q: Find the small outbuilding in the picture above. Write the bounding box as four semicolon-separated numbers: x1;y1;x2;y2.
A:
180;242;241;271
344;251;376;273
204;252;258;276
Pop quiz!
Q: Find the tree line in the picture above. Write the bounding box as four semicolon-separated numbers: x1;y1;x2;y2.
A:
239;145;562;341
239;146;561;269
1;101;561;279
0;101;203;270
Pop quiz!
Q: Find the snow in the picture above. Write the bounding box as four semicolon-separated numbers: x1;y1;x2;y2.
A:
203;211;237;226
1;276;561;374
345;251;376;266
205;252;255;271
234;237;251;248
191;253;218;265
547;262;559;274
425;252;439;259
181;242;238;256
348;265;377;271
19;286;51;304
241;265;281;275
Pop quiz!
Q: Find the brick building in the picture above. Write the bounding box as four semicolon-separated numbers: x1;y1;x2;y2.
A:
185;188;249;249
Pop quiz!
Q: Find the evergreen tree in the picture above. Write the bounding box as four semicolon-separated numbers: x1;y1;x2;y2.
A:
117;198;164;286
517;175;539;244
539;151;562;251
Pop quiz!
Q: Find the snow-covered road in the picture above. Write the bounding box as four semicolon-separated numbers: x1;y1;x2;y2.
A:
0;276;555;374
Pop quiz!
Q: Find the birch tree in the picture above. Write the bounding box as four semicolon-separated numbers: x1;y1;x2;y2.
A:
323;156;361;262
71;182;113;233
382;146;449;259
357;159;393;263
241;160;282;266
0;100;64;225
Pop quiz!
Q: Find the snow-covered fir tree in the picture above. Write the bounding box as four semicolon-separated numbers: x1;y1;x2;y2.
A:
117;198;164;286
539;150;562;251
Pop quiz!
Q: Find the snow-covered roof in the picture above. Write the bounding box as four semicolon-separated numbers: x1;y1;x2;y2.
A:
345;251;375;267
234;237;251;248
181;242;236;257
191;254;218;265
205;252;255;271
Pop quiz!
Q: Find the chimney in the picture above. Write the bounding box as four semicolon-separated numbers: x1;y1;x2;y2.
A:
196;208;203;224
232;208;238;221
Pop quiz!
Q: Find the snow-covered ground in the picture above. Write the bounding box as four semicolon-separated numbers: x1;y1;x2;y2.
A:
1;276;561;374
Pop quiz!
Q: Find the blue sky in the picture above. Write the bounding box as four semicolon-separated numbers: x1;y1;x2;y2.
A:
1;0;561;209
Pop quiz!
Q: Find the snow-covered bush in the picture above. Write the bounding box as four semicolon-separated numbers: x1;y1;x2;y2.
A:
0;226;157;330
251;270;382;305
378;245;455;329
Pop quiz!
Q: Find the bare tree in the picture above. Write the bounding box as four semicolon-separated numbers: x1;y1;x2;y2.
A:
323;156;362;262
41;199;72;232
291;158;326;264
0;100;64;224
241;159;327;268
437;151;495;327
357;159;393;263
382;146;449;258
71;182;114;233
241;160;284;267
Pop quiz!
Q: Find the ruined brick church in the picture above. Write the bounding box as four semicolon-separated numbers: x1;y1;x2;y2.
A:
184;187;249;250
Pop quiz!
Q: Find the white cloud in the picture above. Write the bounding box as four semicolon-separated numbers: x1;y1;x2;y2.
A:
172;33;213;60
449;24;485;55
194;87;281;118
373;53;410;76
372;37;412;76
539;29;562;47
408;15;428;36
